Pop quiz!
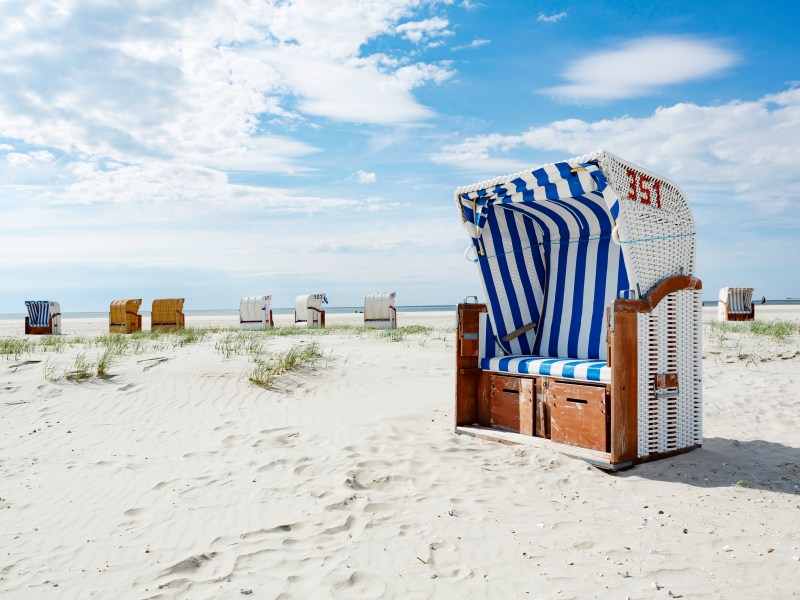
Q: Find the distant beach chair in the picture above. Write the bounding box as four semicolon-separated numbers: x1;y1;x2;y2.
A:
718;287;755;321
109;299;142;334
240;295;273;329
453;151;702;470
364;292;397;329
294;294;327;327
24;300;61;335
151;298;185;331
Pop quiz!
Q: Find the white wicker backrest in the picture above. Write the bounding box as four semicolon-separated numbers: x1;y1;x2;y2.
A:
364;292;396;320
593;152;696;298
240;295;271;322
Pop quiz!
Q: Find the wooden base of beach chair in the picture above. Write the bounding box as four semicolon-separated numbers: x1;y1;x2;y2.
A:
722;304;755;321
454;275;703;471
300;307;325;328
25;317;56;335
109;315;142;334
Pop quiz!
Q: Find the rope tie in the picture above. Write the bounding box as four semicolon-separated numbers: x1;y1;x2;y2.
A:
466;232;696;263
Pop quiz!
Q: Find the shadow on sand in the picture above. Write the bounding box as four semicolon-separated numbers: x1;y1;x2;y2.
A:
616;437;800;494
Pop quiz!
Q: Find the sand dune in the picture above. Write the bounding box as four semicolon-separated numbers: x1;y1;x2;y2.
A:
1;310;798;598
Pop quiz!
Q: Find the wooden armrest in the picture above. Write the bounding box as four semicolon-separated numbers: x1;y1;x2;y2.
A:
501;321;537;343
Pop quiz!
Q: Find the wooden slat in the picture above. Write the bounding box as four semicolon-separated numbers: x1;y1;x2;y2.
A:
535;378;549;439
455;369;480;426
455;303;487;427
610;302;638;463
501;321;537;343
488;374;534;435
454;425;631;470
646;275;702;309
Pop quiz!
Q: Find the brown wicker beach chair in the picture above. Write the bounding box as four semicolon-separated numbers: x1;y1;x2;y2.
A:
109;299;143;334
151;298;185;331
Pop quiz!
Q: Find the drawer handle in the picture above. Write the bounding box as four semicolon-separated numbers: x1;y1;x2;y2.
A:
502;388;519;394
566;398;588;404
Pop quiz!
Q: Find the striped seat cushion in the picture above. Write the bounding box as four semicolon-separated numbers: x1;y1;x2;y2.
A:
481;355;610;383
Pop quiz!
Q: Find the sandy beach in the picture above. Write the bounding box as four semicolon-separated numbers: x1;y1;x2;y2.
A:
1;308;799;599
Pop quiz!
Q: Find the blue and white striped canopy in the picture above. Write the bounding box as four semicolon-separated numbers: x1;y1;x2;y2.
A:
456;160;629;361
25;301;51;327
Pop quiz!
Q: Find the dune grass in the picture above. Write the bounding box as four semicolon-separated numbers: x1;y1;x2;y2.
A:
2;323;439;387
707;319;800;342
248;342;322;388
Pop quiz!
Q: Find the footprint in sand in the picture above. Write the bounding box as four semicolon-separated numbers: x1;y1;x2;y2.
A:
426;540;474;580
35;383;63;398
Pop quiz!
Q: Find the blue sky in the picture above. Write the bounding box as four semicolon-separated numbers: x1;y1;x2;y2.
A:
1;0;798;311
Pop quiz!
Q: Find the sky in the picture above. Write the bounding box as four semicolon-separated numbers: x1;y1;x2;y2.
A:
1;0;798;311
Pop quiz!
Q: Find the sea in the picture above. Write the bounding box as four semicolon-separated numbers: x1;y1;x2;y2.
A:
0;305;457;320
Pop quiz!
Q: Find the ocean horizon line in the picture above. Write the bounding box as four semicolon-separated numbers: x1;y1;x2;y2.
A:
0;304;459;321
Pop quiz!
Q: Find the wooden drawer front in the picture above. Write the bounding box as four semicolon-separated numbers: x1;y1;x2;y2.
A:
489;375;534;435
547;381;609;452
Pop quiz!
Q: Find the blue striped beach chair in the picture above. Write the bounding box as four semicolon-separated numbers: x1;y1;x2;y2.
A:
24;300;61;335
454;151;702;470
717;287;755;321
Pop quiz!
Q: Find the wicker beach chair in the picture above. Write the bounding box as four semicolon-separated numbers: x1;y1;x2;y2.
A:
294;294;327;328
24;301;61;335
240;295;273;329
454;151;702;470
364;292;397;329
151;298;185;331
718;287;755;321
109;299;142;334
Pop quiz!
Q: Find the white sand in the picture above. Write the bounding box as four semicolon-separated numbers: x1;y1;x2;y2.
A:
1;309;799;598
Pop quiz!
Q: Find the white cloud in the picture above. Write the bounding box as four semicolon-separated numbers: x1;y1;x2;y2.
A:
541;36;737;101
0;0;455;176
395;17;452;44
351;170;377;184
432;87;800;220
0;143;14;152
31;159;388;213
5;150;55;168
537;11;567;23
453;38;490;51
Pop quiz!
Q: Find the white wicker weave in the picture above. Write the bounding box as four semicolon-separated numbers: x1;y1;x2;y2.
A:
637;289;703;457
593;152;696;297
364;292;397;329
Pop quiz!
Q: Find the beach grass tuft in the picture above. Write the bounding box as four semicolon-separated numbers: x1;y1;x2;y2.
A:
96;348;115;378
708;319;800;342
66;352;94;382
0;338;34;358
248;342;322;388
